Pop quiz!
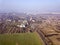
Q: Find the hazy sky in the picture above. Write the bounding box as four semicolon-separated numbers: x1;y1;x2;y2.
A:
0;0;60;13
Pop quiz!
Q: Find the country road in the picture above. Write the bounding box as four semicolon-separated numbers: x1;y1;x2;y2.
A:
36;30;53;45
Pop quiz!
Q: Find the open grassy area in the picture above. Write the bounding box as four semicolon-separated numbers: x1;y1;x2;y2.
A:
0;32;43;45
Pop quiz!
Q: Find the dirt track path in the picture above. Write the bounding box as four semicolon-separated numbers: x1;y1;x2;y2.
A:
36;30;48;45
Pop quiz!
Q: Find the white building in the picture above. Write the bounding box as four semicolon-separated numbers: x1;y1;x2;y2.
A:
6;19;11;22
17;24;25;28
23;20;28;25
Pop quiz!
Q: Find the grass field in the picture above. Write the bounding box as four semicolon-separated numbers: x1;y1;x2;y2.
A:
0;32;43;45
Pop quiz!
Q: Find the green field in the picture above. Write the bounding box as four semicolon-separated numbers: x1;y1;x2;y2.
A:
0;32;43;45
